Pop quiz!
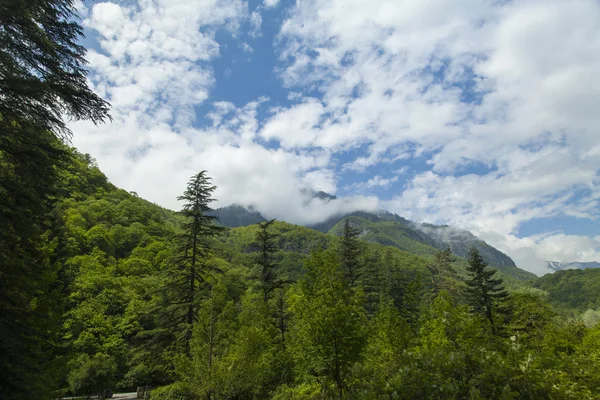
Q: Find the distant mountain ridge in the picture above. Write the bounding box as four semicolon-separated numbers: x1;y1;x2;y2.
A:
308;210;528;279
546;261;600;271
210;194;533;280
208;204;266;227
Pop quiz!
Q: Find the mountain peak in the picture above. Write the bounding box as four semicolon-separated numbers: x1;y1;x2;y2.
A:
209;203;266;227
299;188;338;204
546;261;600;271
208;202;528;278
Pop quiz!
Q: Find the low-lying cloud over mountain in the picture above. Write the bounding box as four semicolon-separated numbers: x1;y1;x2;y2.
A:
70;0;599;276
546;261;600;271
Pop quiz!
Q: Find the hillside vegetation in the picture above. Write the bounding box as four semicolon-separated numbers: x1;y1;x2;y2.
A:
3;149;598;399
534;269;600;312
2;3;599;398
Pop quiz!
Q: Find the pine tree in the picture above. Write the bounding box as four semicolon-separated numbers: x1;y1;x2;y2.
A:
464;247;508;335
252;219;292;350
254;219;279;303
0;1;110;397
363;249;382;316
275;287;288;350
166;171;225;353
428;247;456;295
340;219;363;287
0;0;110;137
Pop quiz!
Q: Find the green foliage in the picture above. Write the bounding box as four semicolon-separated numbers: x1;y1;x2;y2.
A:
253;219;280;302
505;288;554;345
175;279;237;399
339;219;363;287
582;308;600;328
0;0;110;137
67;353;118;396
533;268;600;311
428;247;458;295
465;247;509;334
163;171;226;352
328;215;536;283
288;250;367;397
0;0;111;396
356;299;410;395
330;216;439;257
3;141;600;398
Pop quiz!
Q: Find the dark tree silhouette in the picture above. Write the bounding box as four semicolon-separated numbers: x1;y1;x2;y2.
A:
254;219;279;303
0;1;110;397
166;171;225;352
340;219;363;287
464;247;508;335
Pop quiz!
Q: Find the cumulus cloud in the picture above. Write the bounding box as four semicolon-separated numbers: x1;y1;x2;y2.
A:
71;0;600;274
273;0;600;272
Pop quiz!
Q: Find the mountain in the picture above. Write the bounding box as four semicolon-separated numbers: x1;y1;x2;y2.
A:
533;268;600;311
210;200;534;281
546;261;600;271
419;223;516;268
43;151;585;398
301;188;338;202
317;212;534;281
312;210;517;267
209;204;267;227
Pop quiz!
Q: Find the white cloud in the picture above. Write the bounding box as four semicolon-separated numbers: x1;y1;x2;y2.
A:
346;175;399;192
260;99;326;148
479;232;600;276
302;169;338;194
395;166;409;175
263;0;279;8
71;0;600;274
82;0;246;127
273;0;600;272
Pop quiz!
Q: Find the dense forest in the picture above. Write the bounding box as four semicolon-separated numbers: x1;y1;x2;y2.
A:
1;1;600;399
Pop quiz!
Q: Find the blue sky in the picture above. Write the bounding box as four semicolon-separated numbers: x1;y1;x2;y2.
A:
71;0;600;274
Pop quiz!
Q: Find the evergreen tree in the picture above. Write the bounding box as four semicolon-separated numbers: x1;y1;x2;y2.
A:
363;249;382;316
275;287;289;350
252;219;293;351
428;247;457;295
176;275;237;400
464;247;508;335
254;219;279;303
0;1;110;397
165;171;225;353
339;219;363;287
0;0;110;137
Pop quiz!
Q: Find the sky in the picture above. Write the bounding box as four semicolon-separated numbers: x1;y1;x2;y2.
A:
70;0;600;275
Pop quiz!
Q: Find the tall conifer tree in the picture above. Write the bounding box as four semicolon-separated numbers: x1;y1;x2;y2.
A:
0;1;110;397
340;219;363;287
428;247;457;295
166;171;225;352
464;247;508;335
254;219;279;303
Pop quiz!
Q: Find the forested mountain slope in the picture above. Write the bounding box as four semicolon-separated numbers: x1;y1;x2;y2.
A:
5;3;599;398
40;150;437;395
5;147;599;399
212;206;535;281
324;214;535;281
533;268;600;311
